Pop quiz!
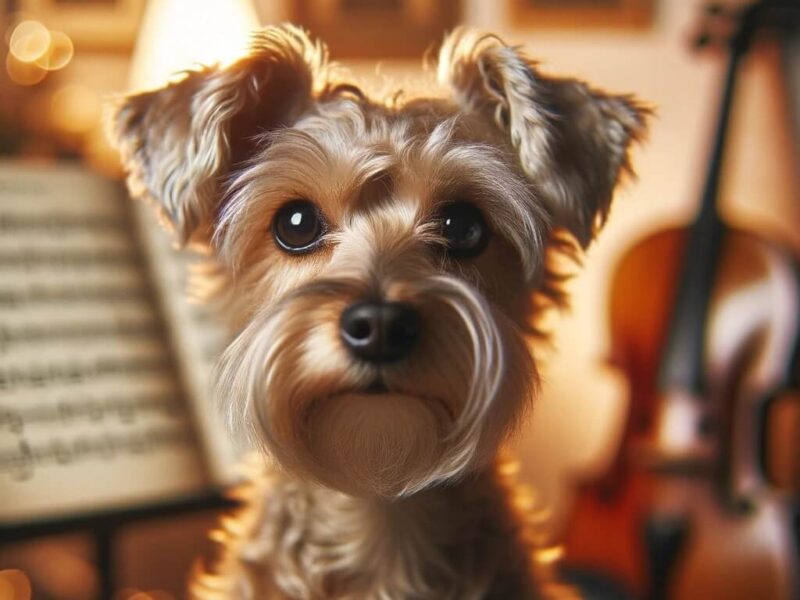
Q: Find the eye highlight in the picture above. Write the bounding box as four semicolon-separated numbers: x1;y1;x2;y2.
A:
438;202;489;258
272;199;325;253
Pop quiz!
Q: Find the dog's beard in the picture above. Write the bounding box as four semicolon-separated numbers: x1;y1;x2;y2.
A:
216;275;534;497
305;391;442;496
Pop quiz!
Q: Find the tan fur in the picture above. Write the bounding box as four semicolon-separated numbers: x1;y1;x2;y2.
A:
107;24;647;599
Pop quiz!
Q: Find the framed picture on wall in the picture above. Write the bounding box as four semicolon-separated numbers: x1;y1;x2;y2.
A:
18;0;146;51
288;0;461;59
510;0;655;30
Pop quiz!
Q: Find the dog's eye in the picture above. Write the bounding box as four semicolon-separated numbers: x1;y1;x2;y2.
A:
272;200;325;253
439;202;489;258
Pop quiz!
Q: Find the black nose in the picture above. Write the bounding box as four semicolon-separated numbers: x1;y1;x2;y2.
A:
340;301;420;363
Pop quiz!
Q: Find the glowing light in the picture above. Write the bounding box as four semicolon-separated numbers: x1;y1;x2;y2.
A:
128;0;259;91
533;545;564;565
51;84;101;134
6;20;73;85
35;30;74;71
6;52;47;86
9;20;51;63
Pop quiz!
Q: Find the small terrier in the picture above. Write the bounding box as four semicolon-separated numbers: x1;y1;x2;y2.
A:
109;25;645;599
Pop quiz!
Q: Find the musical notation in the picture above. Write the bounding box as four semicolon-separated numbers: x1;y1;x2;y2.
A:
0;356;170;391
0;284;152;307
0;427;194;481
0;250;141;270
0;213;127;233
0;318;160;352
0;392;182;434
0;163;208;522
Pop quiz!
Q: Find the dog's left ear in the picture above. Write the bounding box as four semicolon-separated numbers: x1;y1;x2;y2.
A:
438;29;648;247
108;25;328;245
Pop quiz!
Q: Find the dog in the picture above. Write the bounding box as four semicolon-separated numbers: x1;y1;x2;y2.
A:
108;24;646;599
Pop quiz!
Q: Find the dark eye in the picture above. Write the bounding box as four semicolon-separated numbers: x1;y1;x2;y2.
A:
272;200;325;253
439;202;489;258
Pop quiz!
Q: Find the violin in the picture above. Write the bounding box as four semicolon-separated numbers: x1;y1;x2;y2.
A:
562;2;800;599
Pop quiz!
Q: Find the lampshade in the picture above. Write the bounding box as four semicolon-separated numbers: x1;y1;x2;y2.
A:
128;0;259;91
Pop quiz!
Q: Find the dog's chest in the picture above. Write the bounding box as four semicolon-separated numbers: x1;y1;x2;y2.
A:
196;468;542;600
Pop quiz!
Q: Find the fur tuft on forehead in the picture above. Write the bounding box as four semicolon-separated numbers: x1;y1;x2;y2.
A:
214;101;549;285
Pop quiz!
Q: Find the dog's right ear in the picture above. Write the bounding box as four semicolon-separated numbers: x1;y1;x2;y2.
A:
107;25;328;245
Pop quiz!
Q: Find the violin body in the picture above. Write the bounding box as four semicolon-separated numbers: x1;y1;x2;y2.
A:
563;227;800;599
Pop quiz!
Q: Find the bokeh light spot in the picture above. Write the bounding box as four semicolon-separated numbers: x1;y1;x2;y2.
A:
6;52;47;86
35;30;74;71
9;20;51;63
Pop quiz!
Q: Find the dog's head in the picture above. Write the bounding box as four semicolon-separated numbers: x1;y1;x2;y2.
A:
109;25;646;498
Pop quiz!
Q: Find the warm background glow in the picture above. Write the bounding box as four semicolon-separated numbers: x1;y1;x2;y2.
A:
6;19;74;86
128;0;259;91
0;0;796;595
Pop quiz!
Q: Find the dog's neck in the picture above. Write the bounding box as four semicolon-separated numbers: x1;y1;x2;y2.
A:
209;457;561;599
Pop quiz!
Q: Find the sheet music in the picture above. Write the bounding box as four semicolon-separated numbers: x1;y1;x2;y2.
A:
133;205;239;486
0;163;208;523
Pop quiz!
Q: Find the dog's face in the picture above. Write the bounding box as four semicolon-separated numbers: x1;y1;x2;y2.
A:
109;26;645;497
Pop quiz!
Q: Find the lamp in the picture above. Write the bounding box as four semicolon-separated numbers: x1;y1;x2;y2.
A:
128;0;260;91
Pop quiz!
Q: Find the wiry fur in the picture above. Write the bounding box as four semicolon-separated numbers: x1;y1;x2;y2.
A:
108;24;647;599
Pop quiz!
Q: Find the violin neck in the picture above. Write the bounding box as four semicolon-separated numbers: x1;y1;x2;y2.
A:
657;31;746;394
697;45;744;225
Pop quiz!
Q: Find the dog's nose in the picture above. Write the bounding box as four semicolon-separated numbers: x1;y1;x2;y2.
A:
340;301;420;363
